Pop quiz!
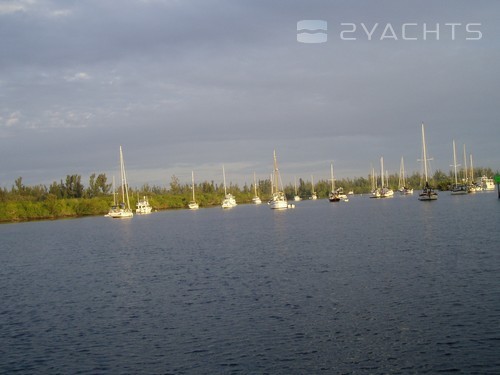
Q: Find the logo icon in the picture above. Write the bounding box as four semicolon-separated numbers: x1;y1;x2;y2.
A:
297;20;328;43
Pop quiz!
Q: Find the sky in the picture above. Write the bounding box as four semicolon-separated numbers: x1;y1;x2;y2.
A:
1;0;499;189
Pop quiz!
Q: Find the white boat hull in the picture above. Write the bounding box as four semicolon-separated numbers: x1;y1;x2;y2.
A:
269;199;288;209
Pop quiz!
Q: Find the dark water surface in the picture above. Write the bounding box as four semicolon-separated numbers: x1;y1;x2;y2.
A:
1;193;499;374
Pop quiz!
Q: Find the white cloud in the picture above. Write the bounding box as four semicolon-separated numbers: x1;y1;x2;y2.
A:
0;0;38;14
5;111;21;127
64;72;91;82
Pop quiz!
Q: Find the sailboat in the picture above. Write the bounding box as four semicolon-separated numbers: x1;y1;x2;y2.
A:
269;150;289;209
188;171;200;209
380;157;394;198
469;153;482;192
398;156;413;194
310;175;317;200
221;165;237;209
370;166;381;198
328;162;348;202
251;172;262;204
107;146;134;218
293;177;302;201
451;140;468;195
418;123;438;201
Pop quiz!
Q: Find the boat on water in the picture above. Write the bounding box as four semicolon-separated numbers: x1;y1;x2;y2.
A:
221;165;237;209
310;175;317;200
188;171;199;210
136;195;152;214
450;140;468;195
269;150;289;210
293;177;302;201
418;123;438;201
372;157;394;198
328;162;348;202
476;175;495;191
468;154;482;192
398;156;413;195
251;172;262;204
107;146;134;218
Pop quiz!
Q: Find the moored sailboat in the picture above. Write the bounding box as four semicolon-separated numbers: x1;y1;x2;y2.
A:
418;123;438;201
450;140;468;195
251;172;262;204
328;162;348;202
107;146;134;218
398;156;413;195
269;150;289;209
221;165;237;209
188;171;200;209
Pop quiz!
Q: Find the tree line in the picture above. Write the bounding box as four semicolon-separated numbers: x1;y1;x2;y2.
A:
0;166;497;222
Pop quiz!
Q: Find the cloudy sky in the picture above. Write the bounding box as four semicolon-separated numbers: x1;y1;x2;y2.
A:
1;0;499;188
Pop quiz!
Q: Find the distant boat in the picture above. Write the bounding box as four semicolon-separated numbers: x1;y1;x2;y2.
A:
370;166;380;198
251;172;262;204
450;140;468;195
221;165;237;209
468;154;482;192
269;150;288;210
418;123;438;201
293;177;301;201
372;157;393;198
188;171;199;210
310;175;317;200
328;162;348;202
107;146;134;218
398;156;413;195
476;175;495;191
136;195;152;214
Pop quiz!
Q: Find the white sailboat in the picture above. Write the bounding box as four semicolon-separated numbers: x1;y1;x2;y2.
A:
451;140;468;195
398;156;413;194
328;162;348;202
469;154;482;192
269;150;289;209
379;157;394;198
418;123;438;201
221;165;237;209
370;166;381;198
310;175;317;200
188;171;199;209
293;177;301;201
107;146;134;218
251;172;262;204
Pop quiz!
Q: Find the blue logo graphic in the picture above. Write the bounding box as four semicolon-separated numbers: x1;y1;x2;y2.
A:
297;20;327;43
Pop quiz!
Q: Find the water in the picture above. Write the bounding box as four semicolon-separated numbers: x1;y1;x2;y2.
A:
1;192;499;374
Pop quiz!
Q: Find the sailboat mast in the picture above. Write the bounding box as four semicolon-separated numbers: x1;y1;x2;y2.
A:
223;165;227;195
330;163;335;191
191;171;196;201
463;144;468;183
112;175;116;205
453;140;458;186
422;123;429;183
253;172;258;196
273;150;280;194
470;154;474;181
120;146;131;210
380;157;385;188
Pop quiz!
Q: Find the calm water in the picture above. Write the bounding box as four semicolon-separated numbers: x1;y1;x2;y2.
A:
1;192;499;374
